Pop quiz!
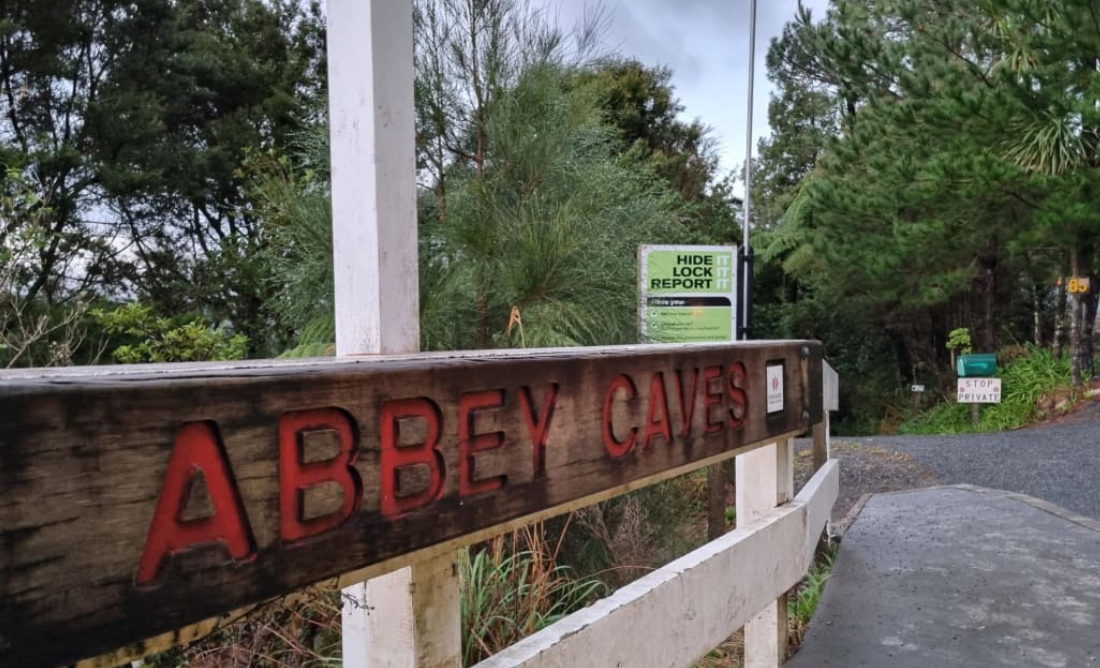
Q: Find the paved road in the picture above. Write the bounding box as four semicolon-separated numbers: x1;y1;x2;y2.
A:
841;419;1100;520
788;486;1100;667
784;413;1100;666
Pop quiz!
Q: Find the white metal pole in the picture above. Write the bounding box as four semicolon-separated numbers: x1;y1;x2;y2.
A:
736;3;788;666
741;0;757;339
327;1;460;666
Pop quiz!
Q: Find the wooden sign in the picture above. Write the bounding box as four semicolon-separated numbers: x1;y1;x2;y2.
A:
0;342;822;668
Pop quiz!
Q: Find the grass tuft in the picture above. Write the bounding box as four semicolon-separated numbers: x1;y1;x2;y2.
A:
460;522;607;665
788;550;836;647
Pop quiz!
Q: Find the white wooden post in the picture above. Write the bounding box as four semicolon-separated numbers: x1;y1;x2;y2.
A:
328;0;419;356
735;437;794;668
327;1;461;667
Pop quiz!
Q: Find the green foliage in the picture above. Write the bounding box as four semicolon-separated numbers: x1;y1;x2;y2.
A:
0;0;324;354
278;342;335;359
460;532;606;666
243;125;335;346
946;328;973;355
95;303;247;363
900;347;1071;434
570;58;738;240
752;0;1100;428
752;6;840;230
420;64;684;351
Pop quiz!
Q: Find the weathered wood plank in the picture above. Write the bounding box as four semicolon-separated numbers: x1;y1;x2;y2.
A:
812;419;828;472
472;460;839;668
0;342;821;668
73;431;803;668
706;462;728;540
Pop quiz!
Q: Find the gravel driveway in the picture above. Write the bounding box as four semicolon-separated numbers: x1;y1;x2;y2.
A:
844;418;1100;521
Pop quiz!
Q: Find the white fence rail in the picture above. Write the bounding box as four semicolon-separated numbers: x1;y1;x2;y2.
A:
476;460;839;668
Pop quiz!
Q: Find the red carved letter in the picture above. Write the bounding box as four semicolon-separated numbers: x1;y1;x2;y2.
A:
726;362;748;430
380;398;445;518
459;389;507;496
674;368;699;438
702;365;724;434
602;374;638;458
137;421;254;585
279;408;362;543
643;372;672;448
519;384;559;478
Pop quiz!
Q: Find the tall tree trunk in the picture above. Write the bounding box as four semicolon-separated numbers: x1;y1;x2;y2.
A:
975;243;999;352
1083;245;1098;380
1024;252;1043;347
1032;280;1043;346
1085;284;1097;380
981;264;997;352
1054;280;1068;358
1070;248;1087;386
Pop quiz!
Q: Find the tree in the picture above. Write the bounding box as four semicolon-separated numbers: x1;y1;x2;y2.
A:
0;168;94;367
0;0;324;355
253;1;695;354
413;0;605;225
571;59;739;244
419;63;685;350
979;0;1100;383
754;0;1063;425
0;0;137;304
751;8;841;230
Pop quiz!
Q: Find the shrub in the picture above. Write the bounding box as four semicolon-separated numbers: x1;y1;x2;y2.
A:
564;473;708;588
95;303;248;363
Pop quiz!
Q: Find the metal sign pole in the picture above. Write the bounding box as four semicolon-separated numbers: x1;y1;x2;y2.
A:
739;0;758;341
735;2;791;666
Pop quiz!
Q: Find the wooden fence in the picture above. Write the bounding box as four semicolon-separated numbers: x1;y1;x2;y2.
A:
0;342;836;668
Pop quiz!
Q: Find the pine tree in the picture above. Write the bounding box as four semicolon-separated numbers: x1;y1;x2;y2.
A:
759;0;1065;384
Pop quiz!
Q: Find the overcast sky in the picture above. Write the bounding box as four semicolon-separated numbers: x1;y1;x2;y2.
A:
546;0;831;179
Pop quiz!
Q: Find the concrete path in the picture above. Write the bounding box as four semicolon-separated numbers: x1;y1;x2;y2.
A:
787;485;1100;667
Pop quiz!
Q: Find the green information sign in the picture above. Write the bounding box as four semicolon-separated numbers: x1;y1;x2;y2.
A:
639;245;738;343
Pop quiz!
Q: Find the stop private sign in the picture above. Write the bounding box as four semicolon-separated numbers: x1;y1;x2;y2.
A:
957;377;1002;404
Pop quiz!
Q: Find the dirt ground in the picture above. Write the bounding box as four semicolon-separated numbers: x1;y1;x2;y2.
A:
1023;386;1100;427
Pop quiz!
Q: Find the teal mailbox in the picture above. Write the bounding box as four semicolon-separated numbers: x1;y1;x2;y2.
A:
957;353;997;377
